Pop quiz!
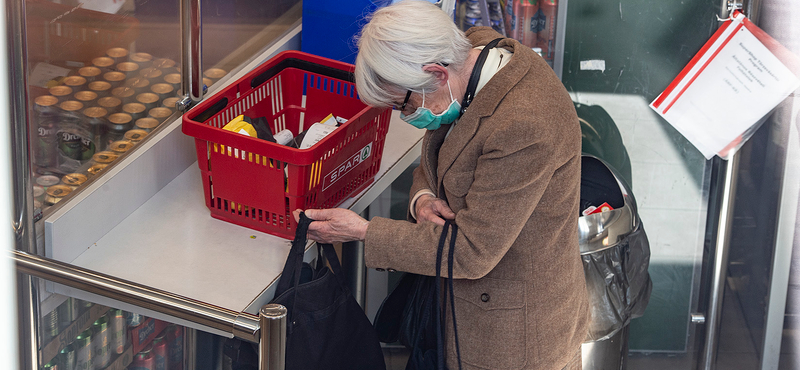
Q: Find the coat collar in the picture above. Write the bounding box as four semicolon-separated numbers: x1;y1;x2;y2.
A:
427;31;535;196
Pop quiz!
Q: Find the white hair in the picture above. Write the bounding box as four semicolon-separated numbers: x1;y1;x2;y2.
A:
354;0;472;107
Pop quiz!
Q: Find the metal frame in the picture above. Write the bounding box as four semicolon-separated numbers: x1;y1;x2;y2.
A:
13;250;288;369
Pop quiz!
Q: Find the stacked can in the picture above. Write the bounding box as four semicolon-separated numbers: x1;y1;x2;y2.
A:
108;309;127;355
131;344;156;370
105;47;128;63
62;173;88;190
63;76;87;92
521;0;540;48
33;95;60;169
91;57;115;73
166;324;183;370
106;113;134;147
537;0;557;60
88;81;112;99
78;66;102;83
124;130;149;144
91;316;111;369
153;332;168;370
75;329;93;370
60;343;76;370
43;308;59;342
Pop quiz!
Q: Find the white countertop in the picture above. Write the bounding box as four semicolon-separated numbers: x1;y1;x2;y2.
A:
63;112;422;334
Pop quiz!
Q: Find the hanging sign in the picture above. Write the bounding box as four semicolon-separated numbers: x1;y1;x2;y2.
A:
650;11;800;159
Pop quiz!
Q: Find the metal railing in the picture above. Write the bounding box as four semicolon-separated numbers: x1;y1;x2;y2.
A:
13;250;287;370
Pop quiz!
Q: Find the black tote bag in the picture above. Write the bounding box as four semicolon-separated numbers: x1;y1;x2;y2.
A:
374;221;462;370
271;212;386;370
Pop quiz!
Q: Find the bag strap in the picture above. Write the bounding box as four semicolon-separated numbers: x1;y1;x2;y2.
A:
447;223;463;370
435;221;451;370
275;212;313;297
460;37;504;116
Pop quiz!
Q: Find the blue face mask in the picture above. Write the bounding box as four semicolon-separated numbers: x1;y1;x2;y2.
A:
400;80;461;130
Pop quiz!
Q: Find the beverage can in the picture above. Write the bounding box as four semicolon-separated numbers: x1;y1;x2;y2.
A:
74;91;98;106
103;72;126;88
107;113;134;146
139;67;163;80
60;343;77;370
33;185;45;202
152;58;176;71
49;86;73;103
109;140;134;155
135;117;159;133
125;77;152;94
109;309;127;355
62;173;88;190
203;68;227;80
153;333;168;370
88;81;112;99
123;103;147;122
42;358;59;369
521;0;540;48
64;76;87;92
106;47;129;62
166;324;183;370
111;86;137;104
87;164;108;177
78;66;102;82
92;316;111;369
537;0;557;60
56;121;96;166
97;97;122;115
92;57;115;70
91;151;119;165
150;83;175;100
162;74;181;93
36;175;60;188
44;308;59;341
35;108;59;169
124;129;149;143
148;107;173;121
45;185;72;206
130;52;154;68
75;328;93;370
136;93;160;111
131;344;155;370
161;97;180;111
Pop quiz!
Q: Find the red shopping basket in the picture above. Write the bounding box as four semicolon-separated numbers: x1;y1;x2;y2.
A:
183;51;391;239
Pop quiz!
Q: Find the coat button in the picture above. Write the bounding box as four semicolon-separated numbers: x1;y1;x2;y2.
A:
375;268;385;272
481;293;490;302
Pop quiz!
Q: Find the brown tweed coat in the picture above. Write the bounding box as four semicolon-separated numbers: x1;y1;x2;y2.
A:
364;27;589;370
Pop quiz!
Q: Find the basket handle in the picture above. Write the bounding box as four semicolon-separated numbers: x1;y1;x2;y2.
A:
249;58;355;88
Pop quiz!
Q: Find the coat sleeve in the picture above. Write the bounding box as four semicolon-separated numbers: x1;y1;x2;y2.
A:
365;117;561;279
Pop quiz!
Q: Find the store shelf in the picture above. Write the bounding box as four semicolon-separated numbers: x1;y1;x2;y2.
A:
57;112;422;336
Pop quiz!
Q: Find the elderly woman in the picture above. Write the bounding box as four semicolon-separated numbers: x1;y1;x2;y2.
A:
293;1;588;369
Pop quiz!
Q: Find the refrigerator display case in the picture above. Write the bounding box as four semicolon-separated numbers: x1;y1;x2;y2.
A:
9;1;425;369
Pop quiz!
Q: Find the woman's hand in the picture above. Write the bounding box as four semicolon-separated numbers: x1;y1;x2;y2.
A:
292;208;369;244
415;194;455;226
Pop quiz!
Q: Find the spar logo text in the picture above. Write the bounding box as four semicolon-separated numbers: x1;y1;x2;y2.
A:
322;143;372;191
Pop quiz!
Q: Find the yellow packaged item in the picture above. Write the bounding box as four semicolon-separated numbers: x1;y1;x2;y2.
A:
222;115;257;137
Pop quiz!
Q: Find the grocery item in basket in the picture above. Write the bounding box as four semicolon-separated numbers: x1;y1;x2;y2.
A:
222;115;257;137
298;122;338;149
274;129;293;146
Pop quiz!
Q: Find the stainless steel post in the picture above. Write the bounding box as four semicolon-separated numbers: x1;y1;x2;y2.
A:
6;0;38;369
179;0;204;111
700;152;740;370
183;327;196;370
259;304;287;370
342;208;368;307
